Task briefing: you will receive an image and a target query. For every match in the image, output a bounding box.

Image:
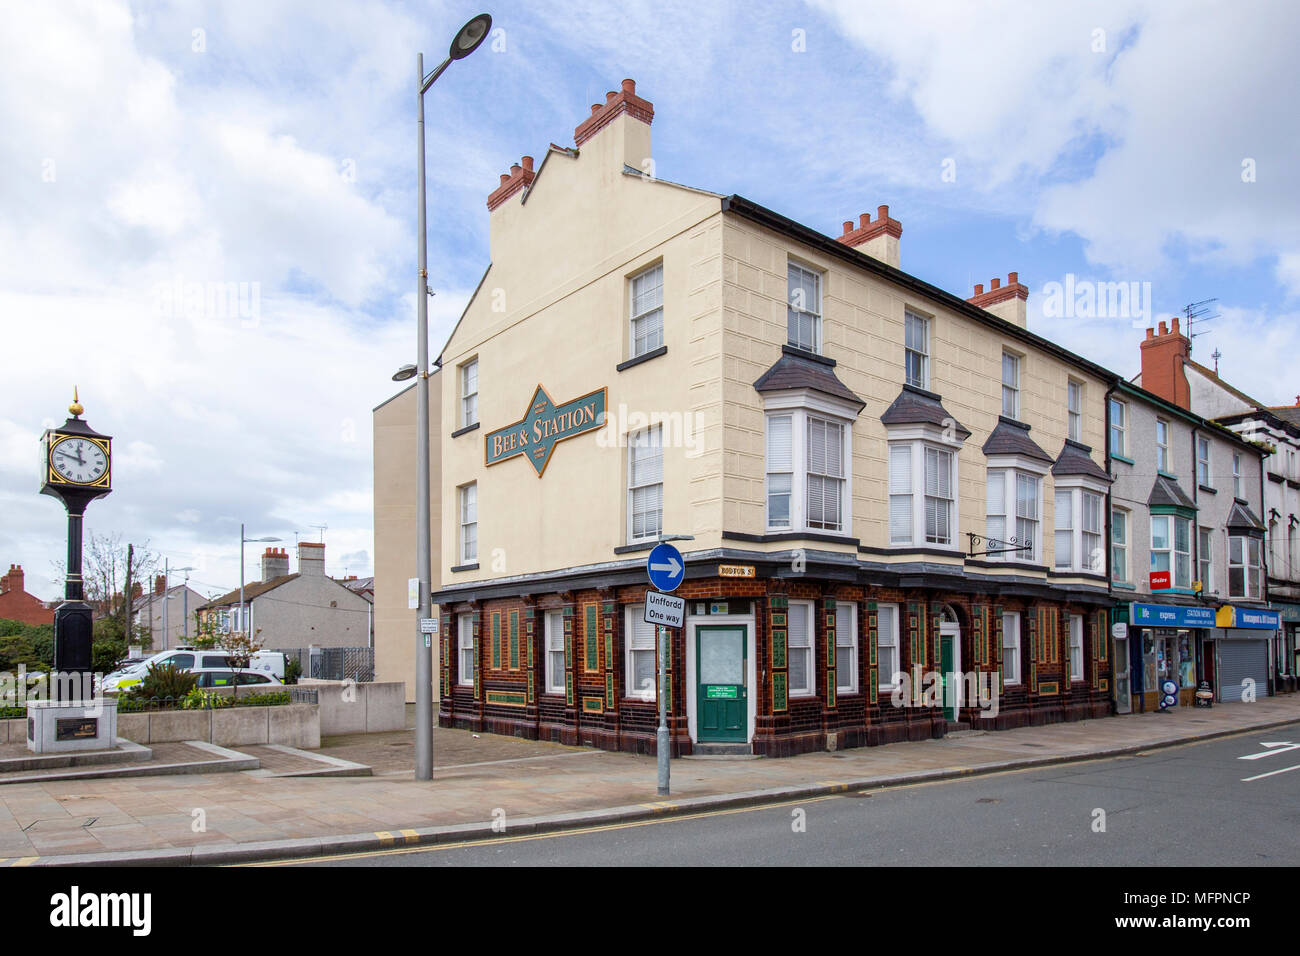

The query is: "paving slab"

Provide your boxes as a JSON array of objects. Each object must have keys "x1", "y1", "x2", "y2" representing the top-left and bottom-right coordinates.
[{"x1": 0, "y1": 696, "x2": 1293, "y2": 866}]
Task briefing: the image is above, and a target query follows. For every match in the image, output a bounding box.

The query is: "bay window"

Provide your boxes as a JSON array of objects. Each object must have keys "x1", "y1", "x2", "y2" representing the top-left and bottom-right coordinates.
[
  {"x1": 1151, "y1": 513, "x2": 1192, "y2": 589},
  {"x1": 764, "y1": 402, "x2": 854, "y2": 535},
  {"x1": 628, "y1": 425, "x2": 663, "y2": 543},
  {"x1": 1054, "y1": 481, "x2": 1109, "y2": 572},
  {"x1": 986, "y1": 460, "x2": 1047, "y2": 562},
  {"x1": 889, "y1": 439, "x2": 960, "y2": 548},
  {"x1": 1228, "y1": 534, "x2": 1263, "y2": 598},
  {"x1": 925, "y1": 446, "x2": 954, "y2": 545}
]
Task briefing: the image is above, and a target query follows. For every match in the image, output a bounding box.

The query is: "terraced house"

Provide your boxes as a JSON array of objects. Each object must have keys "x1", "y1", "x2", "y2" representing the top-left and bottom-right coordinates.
[{"x1": 376, "y1": 80, "x2": 1124, "y2": 756}]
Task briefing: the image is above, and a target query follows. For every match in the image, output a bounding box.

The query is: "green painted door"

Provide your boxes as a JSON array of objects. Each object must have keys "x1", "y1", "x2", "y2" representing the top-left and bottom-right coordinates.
[
  {"x1": 940, "y1": 634, "x2": 955, "y2": 721},
  {"x1": 697, "y1": 625, "x2": 746, "y2": 742}
]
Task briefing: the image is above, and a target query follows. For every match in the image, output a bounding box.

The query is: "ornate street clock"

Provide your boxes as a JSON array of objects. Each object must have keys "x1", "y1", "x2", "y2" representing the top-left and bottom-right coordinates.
[{"x1": 41, "y1": 390, "x2": 113, "y2": 701}]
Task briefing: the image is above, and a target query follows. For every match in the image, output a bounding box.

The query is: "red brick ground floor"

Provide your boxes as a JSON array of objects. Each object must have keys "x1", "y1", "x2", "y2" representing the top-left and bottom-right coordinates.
[{"x1": 436, "y1": 568, "x2": 1113, "y2": 757}]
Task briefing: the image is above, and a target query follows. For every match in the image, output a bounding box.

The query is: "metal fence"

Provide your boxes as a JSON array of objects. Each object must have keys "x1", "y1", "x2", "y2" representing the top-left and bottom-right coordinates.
[{"x1": 278, "y1": 647, "x2": 374, "y2": 683}]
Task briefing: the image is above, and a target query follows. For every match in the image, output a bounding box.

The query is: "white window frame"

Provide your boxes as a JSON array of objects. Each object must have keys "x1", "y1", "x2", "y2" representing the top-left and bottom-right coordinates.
[
  {"x1": 1228, "y1": 534, "x2": 1262, "y2": 599},
  {"x1": 806, "y1": 416, "x2": 845, "y2": 532},
  {"x1": 762, "y1": 393, "x2": 857, "y2": 537},
  {"x1": 985, "y1": 455, "x2": 1049, "y2": 563},
  {"x1": 835, "y1": 602, "x2": 858, "y2": 694},
  {"x1": 1232, "y1": 453, "x2": 1242, "y2": 498},
  {"x1": 1053, "y1": 477, "x2": 1110, "y2": 572},
  {"x1": 1156, "y1": 418, "x2": 1170, "y2": 473},
  {"x1": 1001, "y1": 612, "x2": 1020, "y2": 685},
  {"x1": 1196, "y1": 436, "x2": 1210, "y2": 486},
  {"x1": 1068, "y1": 614, "x2": 1084, "y2": 682},
  {"x1": 888, "y1": 428, "x2": 963, "y2": 549},
  {"x1": 624, "y1": 606, "x2": 657, "y2": 699},
  {"x1": 458, "y1": 482, "x2": 477, "y2": 565},
  {"x1": 786, "y1": 260, "x2": 822, "y2": 353},
  {"x1": 1110, "y1": 399, "x2": 1127, "y2": 458},
  {"x1": 765, "y1": 413, "x2": 794, "y2": 530},
  {"x1": 457, "y1": 613, "x2": 474, "y2": 686},
  {"x1": 460, "y1": 358, "x2": 478, "y2": 428},
  {"x1": 1067, "y1": 380, "x2": 1083, "y2": 442},
  {"x1": 629, "y1": 262, "x2": 664, "y2": 359},
  {"x1": 904, "y1": 310, "x2": 930, "y2": 389},
  {"x1": 544, "y1": 610, "x2": 565, "y2": 695},
  {"x1": 1112, "y1": 507, "x2": 1129, "y2": 582},
  {"x1": 1198, "y1": 526, "x2": 1214, "y2": 595},
  {"x1": 876, "y1": 603, "x2": 900, "y2": 690},
  {"x1": 627, "y1": 425, "x2": 663, "y2": 543},
  {"x1": 1001, "y1": 351, "x2": 1020, "y2": 419},
  {"x1": 1151, "y1": 513, "x2": 1192, "y2": 589},
  {"x1": 787, "y1": 600, "x2": 816, "y2": 698}
]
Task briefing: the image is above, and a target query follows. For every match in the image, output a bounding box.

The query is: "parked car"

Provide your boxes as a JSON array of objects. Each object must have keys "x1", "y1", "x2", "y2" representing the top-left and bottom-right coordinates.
[
  {"x1": 191, "y1": 668, "x2": 283, "y2": 689},
  {"x1": 101, "y1": 647, "x2": 286, "y2": 693}
]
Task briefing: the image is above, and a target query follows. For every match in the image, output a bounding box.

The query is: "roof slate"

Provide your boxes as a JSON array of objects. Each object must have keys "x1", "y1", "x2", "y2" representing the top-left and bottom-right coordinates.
[
  {"x1": 753, "y1": 350, "x2": 865, "y2": 409},
  {"x1": 878, "y1": 386, "x2": 972, "y2": 438},
  {"x1": 982, "y1": 418, "x2": 1052, "y2": 462},
  {"x1": 1147, "y1": 475, "x2": 1197, "y2": 511},
  {"x1": 1051, "y1": 439, "x2": 1112, "y2": 482},
  {"x1": 1227, "y1": 499, "x2": 1265, "y2": 532}
]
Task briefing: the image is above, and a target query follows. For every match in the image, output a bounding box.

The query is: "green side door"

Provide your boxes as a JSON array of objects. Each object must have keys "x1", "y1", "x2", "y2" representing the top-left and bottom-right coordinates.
[
  {"x1": 697, "y1": 625, "x2": 746, "y2": 742},
  {"x1": 940, "y1": 634, "x2": 955, "y2": 721}
]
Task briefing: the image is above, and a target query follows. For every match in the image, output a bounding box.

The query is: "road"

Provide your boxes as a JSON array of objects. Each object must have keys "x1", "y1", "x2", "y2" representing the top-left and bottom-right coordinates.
[{"x1": 263, "y1": 725, "x2": 1300, "y2": 866}]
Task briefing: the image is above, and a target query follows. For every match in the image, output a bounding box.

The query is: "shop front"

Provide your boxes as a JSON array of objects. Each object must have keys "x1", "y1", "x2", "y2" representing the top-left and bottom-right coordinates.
[
  {"x1": 1212, "y1": 605, "x2": 1282, "y2": 701},
  {"x1": 1271, "y1": 603, "x2": 1300, "y2": 694},
  {"x1": 1126, "y1": 602, "x2": 1216, "y2": 711}
]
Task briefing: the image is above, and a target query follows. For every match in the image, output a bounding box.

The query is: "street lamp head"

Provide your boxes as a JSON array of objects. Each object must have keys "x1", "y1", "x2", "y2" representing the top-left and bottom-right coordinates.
[
  {"x1": 450, "y1": 13, "x2": 491, "y2": 59},
  {"x1": 392, "y1": 364, "x2": 418, "y2": 382}
]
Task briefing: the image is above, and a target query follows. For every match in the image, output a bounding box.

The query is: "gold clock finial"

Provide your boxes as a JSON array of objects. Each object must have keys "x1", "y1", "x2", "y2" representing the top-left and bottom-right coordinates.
[{"x1": 69, "y1": 387, "x2": 83, "y2": 417}]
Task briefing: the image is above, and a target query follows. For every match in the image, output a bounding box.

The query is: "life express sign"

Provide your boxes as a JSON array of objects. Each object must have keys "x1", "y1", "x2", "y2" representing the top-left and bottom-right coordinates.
[{"x1": 484, "y1": 384, "x2": 607, "y2": 477}]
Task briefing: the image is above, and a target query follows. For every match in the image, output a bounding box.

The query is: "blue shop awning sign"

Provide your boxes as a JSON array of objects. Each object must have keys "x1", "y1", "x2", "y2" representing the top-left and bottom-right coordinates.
[{"x1": 1130, "y1": 604, "x2": 1217, "y2": 628}]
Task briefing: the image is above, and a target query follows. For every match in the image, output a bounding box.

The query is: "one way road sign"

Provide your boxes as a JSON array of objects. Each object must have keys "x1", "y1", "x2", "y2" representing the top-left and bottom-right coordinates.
[
  {"x1": 647, "y1": 542, "x2": 685, "y2": 592},
  {"x1": 644, "y1": 590, "x2": 686, "y2": 628}
]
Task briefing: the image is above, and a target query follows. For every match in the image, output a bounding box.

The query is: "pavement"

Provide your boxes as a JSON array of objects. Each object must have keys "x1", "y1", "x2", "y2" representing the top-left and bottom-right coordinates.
[{"x1": 1, "y1": 694, "x2": 1297, "y2": 866}]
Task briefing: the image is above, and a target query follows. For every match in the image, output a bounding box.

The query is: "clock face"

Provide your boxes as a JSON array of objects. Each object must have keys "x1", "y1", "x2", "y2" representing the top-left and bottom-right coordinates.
[{"x1": 51, "y1": 437, "x2": 108, "y2": 484}]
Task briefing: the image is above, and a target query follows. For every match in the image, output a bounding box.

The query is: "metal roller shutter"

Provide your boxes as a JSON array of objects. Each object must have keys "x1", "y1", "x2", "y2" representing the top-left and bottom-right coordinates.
[{"x1": 1218, "y1": 639, "x2": 1268, "y2": 702}]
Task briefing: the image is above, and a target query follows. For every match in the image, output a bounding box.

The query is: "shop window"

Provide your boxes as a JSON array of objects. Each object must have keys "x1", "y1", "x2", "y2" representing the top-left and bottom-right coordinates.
[
  {"x1": 544, "y1": 610, "x2": 565, "y2": 695},
  {"x1": 787, "y1": 601, "x2": 815, "y2": 697},
  {"x1": 877, "y1": 604, "x2": 900, "y2": 689},
  {"x1": 1002, "y1": 612, "x2": 1020, "y2": 684},
  {"x1": 458, "y1": 613, "x2": 474, "y2": 686},
  {"x1": 835, "y1": 603, "x2": 857, "y2": 694}
]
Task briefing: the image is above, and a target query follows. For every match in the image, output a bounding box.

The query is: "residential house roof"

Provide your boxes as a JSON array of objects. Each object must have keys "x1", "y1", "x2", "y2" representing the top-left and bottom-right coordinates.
[
  {"x1": 879, "y1": 385, "x2": 971, "y2": 438},
  {"x1": 982, "y1": 418, "x2": 1052, "y2": 462},
  {"x1": 1051, "y1": 440, "x2": 1112, "y2": 483},
  {"x1": 753, "y1": 347, "x2": 866, "y2": 409},
  {"x1": 1148, "y1": 475, "x2": 1197, "y2": 511}
]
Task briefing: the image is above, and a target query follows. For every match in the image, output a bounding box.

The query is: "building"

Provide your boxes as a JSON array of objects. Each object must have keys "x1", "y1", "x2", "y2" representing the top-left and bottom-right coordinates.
[
  {"x1": 130, "y1": 575, "x2": 208, "y2": 650},
  {"x1": 374, "y1": 79, "x2": 1126, "y2": 756},
  {"x1": 0, "y1": 564, "x2": 54, "y2": 627},
  {"x1": 197, "y1": 543, "x2": 371, "y2": 651},
  {"x1": 1107, "y1": 337, "x2": 1272, "y2": 708},
  {"x1": 1134, "y1": 321, "x2": 1296, "y2": 693}
]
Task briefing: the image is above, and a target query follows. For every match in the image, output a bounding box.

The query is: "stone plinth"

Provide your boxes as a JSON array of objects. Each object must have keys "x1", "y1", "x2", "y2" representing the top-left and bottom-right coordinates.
[{"x1": 26, "y1": 700, "x2": 118, "y2": 753}]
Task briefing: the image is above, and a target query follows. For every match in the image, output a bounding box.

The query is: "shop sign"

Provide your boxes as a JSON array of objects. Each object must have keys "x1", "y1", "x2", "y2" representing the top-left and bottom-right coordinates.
[
  {"x1": 484, "y1": 384, "x2": 607, "y2": 477},
  {"x1": 1149, "y1": 571, "x2": 1171, "y2": 590},
  {"x1": 1130, "y1": 603, "x2": 1216, "y2": 628},
  {"x1": 1274, "y1": 603, "x2": 1300, "y2": 624},
  {"x1": 1215, "y1": 606, "x2": 1282, "y2": 630}
]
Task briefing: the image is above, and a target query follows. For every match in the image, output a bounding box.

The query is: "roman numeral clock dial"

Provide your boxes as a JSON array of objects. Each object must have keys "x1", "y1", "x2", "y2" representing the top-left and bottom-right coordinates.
[{"x1": 51, "y1": 437, "x2": 108, "y2": 483}]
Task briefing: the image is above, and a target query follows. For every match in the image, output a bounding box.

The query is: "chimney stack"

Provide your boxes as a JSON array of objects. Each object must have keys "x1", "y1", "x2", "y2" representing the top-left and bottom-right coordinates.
[
  {"x1": 0, "y1": 564, "x2": 23, "y2": 595},
  {"x1": 154, "y1": 574, "x2": 166, "y2": 595},
  {"x1": 261, "y1": 546, "x2": 290, "y2": 582},
  {"x1": 1139, "y1": 316, "x2": 1192, "y2": 409},
  {"x1": 967, "y1": 272, "x2": 1028, "y2": 328},
  {"x1": 836, "y1": 204, "x2": 902, "y2": 268},
  {"x1": 486, "y1": 154, "x2": 536, "y2": 211},
  {"x1": 297, "y1": 541, "x2": 325, "y2": 577}
]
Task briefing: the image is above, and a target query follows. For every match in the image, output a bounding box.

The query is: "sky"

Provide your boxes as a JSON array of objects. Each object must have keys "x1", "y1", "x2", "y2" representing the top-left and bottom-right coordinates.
[{"x1": 2, "y1": 0, "x2": 1298, "y2": 603}]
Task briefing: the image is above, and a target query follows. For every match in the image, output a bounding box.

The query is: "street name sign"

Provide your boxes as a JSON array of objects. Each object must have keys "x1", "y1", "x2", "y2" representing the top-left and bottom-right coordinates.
[{"x1": 644, "y1": 590, "x2": 686, "y2": 628}]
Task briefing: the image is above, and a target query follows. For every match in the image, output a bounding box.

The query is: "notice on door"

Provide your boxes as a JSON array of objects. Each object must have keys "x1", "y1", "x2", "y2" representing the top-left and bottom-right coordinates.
[{"x1": 643, "y1": 590, "x2": 686, "y2": 628}]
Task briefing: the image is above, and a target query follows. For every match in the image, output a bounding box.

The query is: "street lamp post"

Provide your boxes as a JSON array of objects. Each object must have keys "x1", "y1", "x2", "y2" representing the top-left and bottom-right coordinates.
[
  {"x1": 240, "y1": 524, "x2": 281, "y2": 643},
  {"x1": 409, "y1": 13, "x2": 492, "y2": 783}
]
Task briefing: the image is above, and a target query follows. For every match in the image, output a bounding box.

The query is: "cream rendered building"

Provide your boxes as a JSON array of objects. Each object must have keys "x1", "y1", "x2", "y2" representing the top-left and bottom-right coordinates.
[{"x1": 375, "y1": 79, "x2": 1123, "y2": 754}]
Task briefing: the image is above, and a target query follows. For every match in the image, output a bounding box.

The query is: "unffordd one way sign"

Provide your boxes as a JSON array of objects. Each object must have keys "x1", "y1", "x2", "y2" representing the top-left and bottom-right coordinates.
[{"x1": 643, "y1": 590, "x2": 686, "y2": 628}]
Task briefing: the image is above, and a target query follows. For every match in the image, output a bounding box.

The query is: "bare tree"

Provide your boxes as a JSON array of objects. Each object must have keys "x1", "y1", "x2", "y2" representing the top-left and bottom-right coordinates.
[{"x1": 50, "y1": 532, "x2": 158, "y2": 619}]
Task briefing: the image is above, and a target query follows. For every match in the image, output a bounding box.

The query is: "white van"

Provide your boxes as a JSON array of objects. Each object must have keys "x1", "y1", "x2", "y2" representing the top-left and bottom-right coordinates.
[{"x1": 101, "y1": 647, "x2": 287, "y2": 692}]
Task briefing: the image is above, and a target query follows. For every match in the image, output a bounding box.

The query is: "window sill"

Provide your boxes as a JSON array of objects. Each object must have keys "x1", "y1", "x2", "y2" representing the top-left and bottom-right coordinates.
[
  {"x1": 614, "y1": 541, "x2": 658, "y2": 555},
  {"x1": 451, "y1": 422, "x2": 481, "y2": 439},
  {"x1": 616, "y1": 345, "x2": 667, "y2": 372},
  {"x1": 726, "y1": 530, "x2": 860, "y2": 546},
  {"x1": 1198, "y1": 484, "x2": 1217, "y2": 494},
  {"x1": 1111, "y1": 453, "x2": 1136, "y2": 466},
  {"x1": 1157, "y1": 470, "x2": 1180, "y2": 481},
  {"x1": 1111, "y1": 581, "x2": 1137, "y2": 591},
  {"x1": 450, "y1": 563, "x2": 480, "y2": 573}
]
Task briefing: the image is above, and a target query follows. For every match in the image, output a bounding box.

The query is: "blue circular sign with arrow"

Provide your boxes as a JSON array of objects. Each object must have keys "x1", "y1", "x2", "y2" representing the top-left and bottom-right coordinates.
[{"x1": 647, "y1": 543, "x2": 685, "y2": 592}]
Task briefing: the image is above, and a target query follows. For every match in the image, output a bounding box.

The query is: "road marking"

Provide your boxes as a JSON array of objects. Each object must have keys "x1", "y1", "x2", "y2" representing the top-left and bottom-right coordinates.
[
  {"x1": 1237, "y1": 741, "x2": 1300, "y2": 760},
  {"x1": 1241, "y1": 762, "x2": 1300, "y2": 782}
]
